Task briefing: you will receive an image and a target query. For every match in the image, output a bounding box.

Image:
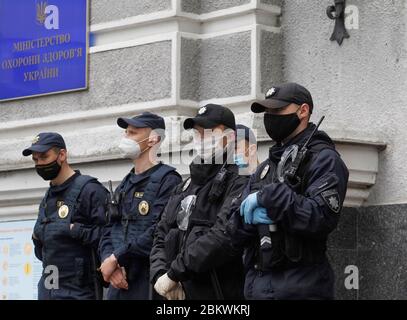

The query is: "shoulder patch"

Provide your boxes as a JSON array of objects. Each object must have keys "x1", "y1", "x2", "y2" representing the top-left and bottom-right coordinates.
[{"x1": 321, "y1": 189, "x2": 341, "y2": 214}]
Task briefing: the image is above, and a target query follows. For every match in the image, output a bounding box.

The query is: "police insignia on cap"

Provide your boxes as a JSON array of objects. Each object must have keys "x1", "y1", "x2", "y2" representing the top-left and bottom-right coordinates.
[
  {"x1": 58, "y1": 205, "x2": 69, "y2": 219},
  {"x1": 182, "y1": 177, "x2": 191, "y2": 191},
  {"x1": 138, "y1": 200, "x2": 149, "y2": 215},
  {"x1": 266, "y1": 87, "x2": 276, "y2": 98},
  {"x1": 260, "y1": 164, "x2": 270, "y2": 180},
  {"x1": 198, "y1": 107, "x2": 207, "y2": 115},
  {"x1": 321, "y1": 189, "x2": 341, "y2": 214},
  {"x1": 32, "y1": 135, "x2": 40, "y2": 144}
]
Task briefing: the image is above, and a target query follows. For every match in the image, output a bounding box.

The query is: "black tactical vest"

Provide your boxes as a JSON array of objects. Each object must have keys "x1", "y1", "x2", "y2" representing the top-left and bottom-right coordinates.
[{"x1": 34, "y1": 175, "x2": 101, "y2": 284}]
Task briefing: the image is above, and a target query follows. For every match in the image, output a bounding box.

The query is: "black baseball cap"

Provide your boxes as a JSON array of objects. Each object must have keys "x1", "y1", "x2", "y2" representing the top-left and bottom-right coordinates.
[
  {"x1": 236, "y1": 124, "x2": 257, "y2": 144},
  {"x1": 251, "y1": 82, "x2": 314, "y2": 113},
  {"x1": 22, "y1": 132, "x2": 66, "y2": 156},
  {"x1": 117, "y1": 112, "x2": 166, "y2": 130},
  {"x1": 183, "y1": 104, "x2": 236, "y2": 131}
]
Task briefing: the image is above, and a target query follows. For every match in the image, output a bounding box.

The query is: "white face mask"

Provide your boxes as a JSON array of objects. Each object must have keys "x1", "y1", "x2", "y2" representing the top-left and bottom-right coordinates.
[
  {"x1": 118, "y1": 136, "x2": 148, "y2": 159},
  {"x1": 193, "y1": 131, "x2": 227, "y2": 161}
]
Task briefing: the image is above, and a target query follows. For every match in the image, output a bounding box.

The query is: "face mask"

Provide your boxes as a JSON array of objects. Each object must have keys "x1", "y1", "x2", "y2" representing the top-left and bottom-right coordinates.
[
  {"x1": 35, "y1": 158, "x2": 62, "y2": 181},
  {"x1": 193, "y1": 132, "x2": 224, "y2": 161},
  {"x1": 118, "y1": 137, "x2": 148, "y2": 159},
  {"x1": 264, "y1": 111, "x2": 301, "y2": 143},
  {"x1": 234, "y1": 154, "x2": 249, "y2": 168}
]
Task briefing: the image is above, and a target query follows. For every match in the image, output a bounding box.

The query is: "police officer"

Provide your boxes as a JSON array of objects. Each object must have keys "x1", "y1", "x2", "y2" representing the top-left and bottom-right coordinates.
[
  {"x1": 233, "y1": 82, "x2": 349, "y2": 300},
  {"x1": 98, "y1": 112, "x2": 182, "y2": 300},
  {"x1": 234, "y1": 124, "x2": 259, "y2": 176},
  {"x1": 150, "y1": 104, "x2": 248, "y2": 300},
  {"x1": 23, "y1": 133, "x2": 108, "y2": 300}
]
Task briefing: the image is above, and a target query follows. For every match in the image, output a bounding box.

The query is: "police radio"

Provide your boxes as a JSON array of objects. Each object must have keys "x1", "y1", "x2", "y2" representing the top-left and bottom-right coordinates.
[
  {"x1": 106, "y1": 180, "x2": 120, "y2": 222},
  {"x1": 277, "y1": 116, "x2": 325, "y2": 189},
  {"x1": 208, "y1": 163, "x2": 229, "y2": 203}
]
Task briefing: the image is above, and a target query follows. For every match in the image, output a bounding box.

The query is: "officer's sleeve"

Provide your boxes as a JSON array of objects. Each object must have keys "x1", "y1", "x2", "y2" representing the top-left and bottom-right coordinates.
[
  {"x1": 167, "y1": 175, "x2": 248, "y2": 283},
  {"x1": 31, "y1": 217, "x2": 43, "y2": 261},
  {"x1": 69, "y1": 183, "x2": 108, "y2": 249},
  {"x1": 32, "y1": 238, "x2": 43, "y2": 261},
  {"x1": 113, "y1": 173, "x2": 182, "y2": 267},
  {"x1": 256, "y1": 149, "x2": 349, "y2": 236},
  {"x1": 98, "y1": 221, "x2": 115, "y2": 262},
  {"x1": 226, "y1": 175, "x2": 258, "y2": 249},
  {"x1": 150, "y1": 187, "x2": 181, "y2": 285}
]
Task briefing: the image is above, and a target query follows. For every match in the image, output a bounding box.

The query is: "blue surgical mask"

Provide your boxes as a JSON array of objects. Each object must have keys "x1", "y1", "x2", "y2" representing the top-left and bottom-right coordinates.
[{"x1": 234, "y1": 154, "x2": 248, "y2": 168}]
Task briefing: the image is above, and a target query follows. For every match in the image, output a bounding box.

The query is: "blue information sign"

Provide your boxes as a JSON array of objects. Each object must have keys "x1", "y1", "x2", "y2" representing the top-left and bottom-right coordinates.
[{"x1": 0, "y1": 0, "x2": 89, "y2": 101}]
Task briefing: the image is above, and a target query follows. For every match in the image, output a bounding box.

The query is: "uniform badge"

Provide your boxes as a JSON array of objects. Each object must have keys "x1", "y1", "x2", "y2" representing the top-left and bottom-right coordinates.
[
  {"x1": 138, "y1": 200, "x2": 150, "y2": 216},
  {"x1": 56, "y1": 200, "x2": 64, "y2": 208},
  {"x1": 266, "y1": 87, "x2": 277, "y2": 98},
  {"x1": 58, "y1": 205, "x2": 69, "y2": 219},
  {"x1": 260, "y1": 164, "x2": 270, "y2": 180},
  {"x1": 198, "y1": 107, "x2": 207, "y2": 115},
  {"x1": 321, "y1": 189, "x2": 341, "y2": 214},
  {"x1": 32, "y1": 135, "x2": 40, "y2": 144},
  {"x1": 182, "y1": 177, "x2": 191, "y2": 191},
  {"x1": 134, "y1": 192, "x2": 144, "y2": 198}
]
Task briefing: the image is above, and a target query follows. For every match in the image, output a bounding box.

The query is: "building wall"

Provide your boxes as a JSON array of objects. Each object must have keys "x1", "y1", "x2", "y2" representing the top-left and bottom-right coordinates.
[
  {"x1": 281, "y1": 0, "x2": 406, "y2": 206},
  {"x1": 0, "y1": 0, "x2": 403, "y2": 299}
]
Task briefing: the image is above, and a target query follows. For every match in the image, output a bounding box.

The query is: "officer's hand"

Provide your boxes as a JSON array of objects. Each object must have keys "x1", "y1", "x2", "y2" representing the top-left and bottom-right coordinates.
[
  {"x1": 109, "y1": 267, "x2": 128, "y2": 290},
  {"x1": 240, "y1": 192, "x2": 260, "y2": 224},
  {"x1": 252, "y1": 207, "x2": 273, "y2": 225},
  {"x1": 154, "y1": 273, "x2": 178, "y2": 297},
  {"x1": 121, "y1": 266, "x2": 127, "y2": 280},
  {"x1": 165, "y1": 283, "x2": 185, "y2": 300},
  {"x1": 100, "y1": 254, "x2": 118, "y2": 282}
]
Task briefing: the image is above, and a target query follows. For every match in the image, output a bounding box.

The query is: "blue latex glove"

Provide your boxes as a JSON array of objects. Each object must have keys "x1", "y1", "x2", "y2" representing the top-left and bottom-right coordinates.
[
  {"x1": 252, "y1": 207, "x2": 273, "y2": 225},
  {"x1": 240, "y1": 192, "x2": 259, "y2": 224}
]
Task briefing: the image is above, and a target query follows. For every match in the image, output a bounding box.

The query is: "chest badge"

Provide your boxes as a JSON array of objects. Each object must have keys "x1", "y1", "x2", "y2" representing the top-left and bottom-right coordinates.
[
  {"x1": 58, "y1": 205, "x2": 69, "y2": 219},
  {"x1": 138, "y1": 200, "x2": 150, "y2": 216},
  {"x1": 134, "y1": 192, "x2": 144, "y2": 198},
  {"x1": 56, "y1": 200, "x2": 64, "y2": 208},
  {"x1": 182, "y1": 177, "x2": 191, "y2": 192},
  {"x1": 260, "y1": 164, "x2": 270, "y2": 180}
]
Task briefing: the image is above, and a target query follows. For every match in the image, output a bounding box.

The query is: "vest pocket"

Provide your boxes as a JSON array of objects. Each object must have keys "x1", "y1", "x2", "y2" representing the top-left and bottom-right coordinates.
[
  {"x1": 283, "y1": 231, "x2": 303, "y2": 263},
  {"x1": 260, "y1": 230, "x2": 286, "y2": 269},
  {"x1": 185, "y1": 225, "x2": 210, "y2": 248},
  {"x1": 74, "y1": 257, "x2": 88, "y2": 285}
]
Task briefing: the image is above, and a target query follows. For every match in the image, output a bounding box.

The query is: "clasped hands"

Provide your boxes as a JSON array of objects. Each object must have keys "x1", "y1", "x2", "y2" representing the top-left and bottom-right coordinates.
[
  {"x1": 99, "y1": 254, "x2": 128, "y2": 290},
  {"x1": 240, "y1": 192, "x2": 273, "y2": 225}
]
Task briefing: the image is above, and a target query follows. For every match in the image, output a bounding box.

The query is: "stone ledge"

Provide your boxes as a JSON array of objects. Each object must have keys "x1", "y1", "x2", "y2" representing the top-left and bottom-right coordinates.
[
  {"x1": 0, "y1": 122, "x2": 386, "y2": 218},
  {"x1": 90, "y1": 0, "x2": 280, "y2": 50}
]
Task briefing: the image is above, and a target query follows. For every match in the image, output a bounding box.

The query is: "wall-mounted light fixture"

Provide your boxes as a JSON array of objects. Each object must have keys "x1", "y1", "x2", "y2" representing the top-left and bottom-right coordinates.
[{"x1": 327, "y1": 0, "x2": 350, "y2": 45}]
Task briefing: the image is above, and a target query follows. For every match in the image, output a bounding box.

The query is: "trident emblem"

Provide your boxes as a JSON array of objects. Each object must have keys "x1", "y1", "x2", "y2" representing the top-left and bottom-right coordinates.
[{"x1": 36, "y1": 1, "x2": 48, "y2": 25}]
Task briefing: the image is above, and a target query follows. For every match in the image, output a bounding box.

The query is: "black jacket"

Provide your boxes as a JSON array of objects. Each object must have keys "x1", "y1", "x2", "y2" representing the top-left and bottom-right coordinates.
[
  {"x1": 229, "y1": 124, "x2": 349, "y2": 299},
  {"x1": 150, "y1": 156, "x2": 249, "y2": 300}
]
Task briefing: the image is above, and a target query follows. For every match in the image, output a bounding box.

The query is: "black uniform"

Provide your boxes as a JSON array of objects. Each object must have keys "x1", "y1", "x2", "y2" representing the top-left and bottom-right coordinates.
[
  {"x1": 150, "y1": 157, "x2": 249, "y2": 299},
  {"x1": 99, "y1": 163, "x2": 181, "y2": 300},
  {"x1": 33, "y1": 171, "x2": 108, "y2": 300},
  {"x1": 230, "y1": 124, "x2": 349, "y2": 300}
]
